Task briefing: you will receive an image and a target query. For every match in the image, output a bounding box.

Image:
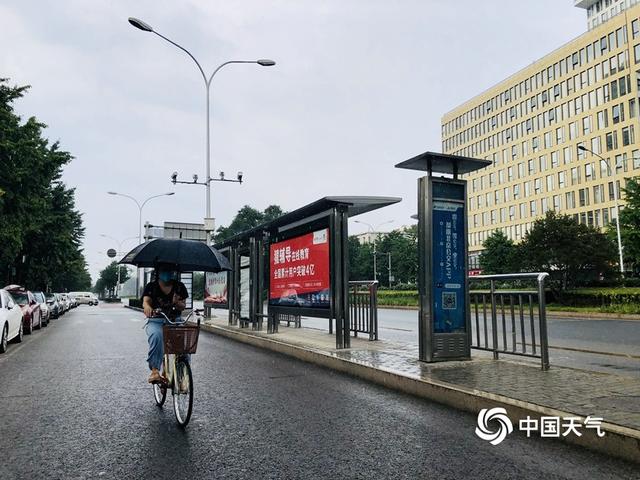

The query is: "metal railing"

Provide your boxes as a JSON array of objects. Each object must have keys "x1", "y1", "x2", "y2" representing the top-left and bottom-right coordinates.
[
  {"x1": 469, "y1": 273, "x2": 550, "y2": 370},
  {"x1": 348, "y1": 281, "x2": 379, "y2": 341}
]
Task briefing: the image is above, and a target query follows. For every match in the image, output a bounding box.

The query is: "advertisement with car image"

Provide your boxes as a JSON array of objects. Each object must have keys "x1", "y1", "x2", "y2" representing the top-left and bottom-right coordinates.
[{"x1": 269, "y1": 229, "x2": 330, "y2": 309}]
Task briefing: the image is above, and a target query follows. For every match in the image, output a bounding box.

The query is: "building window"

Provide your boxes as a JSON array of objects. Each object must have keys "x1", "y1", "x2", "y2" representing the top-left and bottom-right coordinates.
[
  {"x1": 622, "y1": 126, "x2": 634, "y2": 146},
  {"x1": 558, "y1": 172, "x2": 566, "y2": 188},
  {"x1": 571, "y1": 167, "x2": 580, "y2": 185},
  {"x1": 566, "y1": 191, "x2": 576, "y2": 209}
]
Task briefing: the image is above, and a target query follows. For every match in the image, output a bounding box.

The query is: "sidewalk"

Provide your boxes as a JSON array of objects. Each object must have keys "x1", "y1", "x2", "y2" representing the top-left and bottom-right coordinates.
[{"x1": 199, "y1": 314, "x2": 640, "y2": 463}]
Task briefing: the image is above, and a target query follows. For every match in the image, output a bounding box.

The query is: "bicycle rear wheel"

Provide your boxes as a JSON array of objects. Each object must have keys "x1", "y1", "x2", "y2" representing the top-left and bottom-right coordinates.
[
  {"x1": 153, "y1": 382, "x2": 167, "y2": 407},
  {"x1": 172, "y1": 359, "x2": 193, "y2": 427}
]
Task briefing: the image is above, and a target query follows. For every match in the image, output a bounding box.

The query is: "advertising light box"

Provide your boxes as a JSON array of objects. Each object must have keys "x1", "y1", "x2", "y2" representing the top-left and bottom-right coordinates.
[
  {"x1": 204, "y1": 271, "x2": 228, "y2": 308},
  {"x1": 269, "y1": 229, "x2": 330, "y2": 309}
]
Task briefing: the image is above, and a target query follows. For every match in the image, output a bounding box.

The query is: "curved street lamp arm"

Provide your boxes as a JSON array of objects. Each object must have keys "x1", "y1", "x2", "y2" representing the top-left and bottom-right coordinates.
[
  {"x1": 141, "y1": 193, "x2": 172, "y2": 209},
  {"x1": 208, "y1": 60, "x2": 257, "y2": 86},
  {"x1": 112, "y1": 192, "x2": 142, "y2": 210},
  {"x1": 152, "y1": 31, "x2": 207, "y2": 86}
]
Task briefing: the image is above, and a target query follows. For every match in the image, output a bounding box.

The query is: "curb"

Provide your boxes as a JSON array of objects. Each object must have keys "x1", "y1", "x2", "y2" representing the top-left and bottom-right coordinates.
[{"x1": 200, "y1": 321, "x2": 640, "y2": 464}]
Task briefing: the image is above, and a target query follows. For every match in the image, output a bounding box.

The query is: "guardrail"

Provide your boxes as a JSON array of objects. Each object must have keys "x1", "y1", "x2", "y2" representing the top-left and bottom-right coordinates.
[
  {"x1": 348, "y1": 281, "x2": 379, "y2": 341},
  {"x1": 468, "y1": 273, "x2": 550, "y2": 370}
]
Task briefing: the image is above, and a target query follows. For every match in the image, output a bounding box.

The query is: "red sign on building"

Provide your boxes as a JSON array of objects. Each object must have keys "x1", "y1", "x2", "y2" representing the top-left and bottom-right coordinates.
[{"x1": 269, "y1": 229, "x2": 330, "y2": 308}]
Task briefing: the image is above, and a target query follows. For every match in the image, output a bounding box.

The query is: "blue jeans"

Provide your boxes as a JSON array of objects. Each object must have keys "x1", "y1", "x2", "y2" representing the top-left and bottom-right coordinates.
[{"x1": 145, "y1": 317, "x2": 191, "y2": 370}]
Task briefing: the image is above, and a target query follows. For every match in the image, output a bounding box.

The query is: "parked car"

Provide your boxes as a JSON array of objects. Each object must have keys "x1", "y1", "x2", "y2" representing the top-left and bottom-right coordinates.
[
  {"x1": 58, "y1": 293, "x2": 69, "y2": 314},
  {"x1": 0, "y1": 288, "x2": 23, "y2": 353},
  {"x1": 5, "y1": 285, "x2": 42, "y2": 334},
  {"x1": 90, "y1": 294, "x2": 99, "y2": 306},
  {"x1": 68, "y1": 295, "x2": 78, "y2": 308},
  {"x1": 70, "y1": 292, "x2": 98, "y2": 306},
  {"x1": 32, "y1": 291, "x2": 50, "y2": 327},
  {"x1": 45, "y1": 292, "x2": 60, "y2": 319}
]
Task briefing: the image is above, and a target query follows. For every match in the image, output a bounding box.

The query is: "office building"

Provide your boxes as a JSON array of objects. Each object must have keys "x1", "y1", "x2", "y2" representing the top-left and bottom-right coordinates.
[{"x1": 442, "y1": 2, "x2": 640, "y2": 269}]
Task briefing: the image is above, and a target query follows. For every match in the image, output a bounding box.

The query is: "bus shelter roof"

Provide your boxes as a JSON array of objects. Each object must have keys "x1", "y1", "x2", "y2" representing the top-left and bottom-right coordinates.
[{"x1": 215, "y1": 196, "x2": 402, "y2": 248}]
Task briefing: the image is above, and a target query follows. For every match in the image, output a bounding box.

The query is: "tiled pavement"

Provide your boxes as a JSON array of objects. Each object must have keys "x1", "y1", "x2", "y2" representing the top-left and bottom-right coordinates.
[{"x1": 205, "y1": 316, "x2": 640, "y2": 432}]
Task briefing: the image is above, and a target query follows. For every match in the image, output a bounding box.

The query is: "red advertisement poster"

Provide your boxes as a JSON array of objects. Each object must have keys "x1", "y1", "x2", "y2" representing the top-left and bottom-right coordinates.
[{"x1": 269, "y1": 229, "x2": 330, "y2": 308}]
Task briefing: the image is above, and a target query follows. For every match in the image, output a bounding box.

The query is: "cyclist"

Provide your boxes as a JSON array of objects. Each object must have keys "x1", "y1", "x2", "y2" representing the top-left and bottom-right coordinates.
[{"x1": 142, "y1": 264, "x2": 188, "y2": 383}]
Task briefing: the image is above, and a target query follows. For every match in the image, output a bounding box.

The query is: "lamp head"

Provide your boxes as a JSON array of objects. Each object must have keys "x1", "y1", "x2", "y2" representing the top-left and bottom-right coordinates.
[
  {"x1": 128, "y1": 17, "x2": 153, "y2": 32},
  {"x1": 237, "y1": 171, "x2": 243, "y2": 183},
  {"x1": 171, "y1": 172, "x2": 178, "y2": 184},
  {"x1": 107, "y1": 191, "x2": 117, "y2": 195},
  {"x1": 257, "y1": 59, "x2": 276, "y2": 67},
  {"x1": 577, "y1": 145, "x2": 587, "y2": 151}
]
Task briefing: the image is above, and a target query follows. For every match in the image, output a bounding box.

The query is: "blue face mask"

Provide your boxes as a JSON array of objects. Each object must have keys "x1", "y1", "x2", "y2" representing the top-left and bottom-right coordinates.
[{"x1": 159, "y1": 271, "x2": 176, "y2": 282}]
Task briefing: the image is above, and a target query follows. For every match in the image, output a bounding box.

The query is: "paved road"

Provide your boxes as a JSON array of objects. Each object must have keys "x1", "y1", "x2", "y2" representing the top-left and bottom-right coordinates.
[{"x1": 0, "y1": 304, "x2": 637, "y2": 479}]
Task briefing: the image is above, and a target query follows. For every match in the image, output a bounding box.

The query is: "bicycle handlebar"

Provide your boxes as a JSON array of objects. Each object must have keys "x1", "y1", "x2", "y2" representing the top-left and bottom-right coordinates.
[{"x1": 151, "y1": 308, "x2": 203, "y2": 326}]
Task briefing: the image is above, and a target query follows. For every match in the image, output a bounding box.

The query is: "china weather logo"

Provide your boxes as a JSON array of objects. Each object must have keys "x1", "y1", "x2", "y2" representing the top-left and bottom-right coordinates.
[{"x1": 475, "y1": 408, "x2": 514, "y2": 445}]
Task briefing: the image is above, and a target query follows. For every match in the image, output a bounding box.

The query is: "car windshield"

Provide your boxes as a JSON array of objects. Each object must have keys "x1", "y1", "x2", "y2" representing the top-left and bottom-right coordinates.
[
  {"x1": 34, "y1": 292, "x2": 45, "y2": 302},
  {"x1": 45, "y1": 293, "x2": 55, "y2": 300},
  {"x1": 11, "y1": 292, "x2": 29, "y2": 304}
]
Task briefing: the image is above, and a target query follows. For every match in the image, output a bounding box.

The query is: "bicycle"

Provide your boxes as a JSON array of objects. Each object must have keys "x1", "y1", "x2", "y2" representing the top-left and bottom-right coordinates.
[{"x1": 150, "y1": 308, "x2": 202, "y2": 428}]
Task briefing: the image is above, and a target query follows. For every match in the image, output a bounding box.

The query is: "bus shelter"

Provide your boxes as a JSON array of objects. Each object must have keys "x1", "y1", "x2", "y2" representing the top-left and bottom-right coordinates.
[{"x1": 213, "y1": 196, "x2": 401, "y2": 349}]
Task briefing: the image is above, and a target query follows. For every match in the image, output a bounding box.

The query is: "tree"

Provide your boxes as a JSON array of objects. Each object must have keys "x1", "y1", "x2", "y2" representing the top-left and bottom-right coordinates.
[
  {"x1": 518, "y1": 211, "x2": 617, "y2": 294},
  {"x1": 479, "y1": 230, "x2": 518, "y2": 274},
  {"x1": 0, "y1": 78, "x2": 91, "y2": 290},
  {"x1": 193, "y1": 272, "x2": 204, "y2": 300},
  {"x1": 615, "y1": 176, "x2": 640, "y2": 271},
  {"x1": 348, "y1": 236, "x2": 374, "y2": 281},
  {"x1": 94, "y1": 262, "x2": 131, "y2": 298},
  {"x1": 376, "y1": 226, "x2": 418, "y2": 286},
  {"x1": 214, "y1": 205, "x2": 286, "y2": 243}
]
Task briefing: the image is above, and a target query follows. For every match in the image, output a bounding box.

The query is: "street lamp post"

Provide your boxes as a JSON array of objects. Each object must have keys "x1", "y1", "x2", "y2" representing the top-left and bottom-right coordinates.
[
  {"x1": 100, "y1": 234, "x2": 138, "y2": 297},
  {"x1": 354, "y1": 220, "x2": 394, "y2": 280},
  {"x1": 577, "y1": 145, "x2": 624, "y2": 274},
  {"x1": 107, "y1": 191, "x2": 175, "y2": 294},
  {"x1": 128, "y1": 17, "x2": 276, "y2": 244}
]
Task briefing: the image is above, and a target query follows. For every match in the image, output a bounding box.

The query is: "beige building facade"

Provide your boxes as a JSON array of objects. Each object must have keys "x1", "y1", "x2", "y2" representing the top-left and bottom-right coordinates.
[{"x1": 442, "y1": 3, "x2": 640, "y2": 270}]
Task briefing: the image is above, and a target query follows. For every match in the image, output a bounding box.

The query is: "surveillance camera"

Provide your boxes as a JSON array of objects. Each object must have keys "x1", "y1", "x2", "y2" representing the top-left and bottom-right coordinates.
[
  {"x1": 193, "y1": 174, "x2": 199, "y2": 183},
  {"x1": 171, "y1": 172, "x2": 178, "y2": 184},
  {"x1": 219, "y1": 171, "x2": 225, "y2": 180},
  {"x1": 237, "y1": 171, "x2": 243, "y2": 183}
]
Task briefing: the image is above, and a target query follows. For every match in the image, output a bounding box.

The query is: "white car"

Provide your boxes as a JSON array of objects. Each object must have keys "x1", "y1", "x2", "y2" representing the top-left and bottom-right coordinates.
[
  {"x1": 1, "y1": 289, "x2": 24, "y2": 353},
  {"x1": 69, "y1": 292, "x2": 98, "y2": 306}
]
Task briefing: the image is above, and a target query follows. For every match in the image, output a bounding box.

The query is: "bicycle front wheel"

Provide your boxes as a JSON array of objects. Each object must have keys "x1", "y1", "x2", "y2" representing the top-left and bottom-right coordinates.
[{"x1": 173, "y1": 360, "x2": 193, "y2": 427}]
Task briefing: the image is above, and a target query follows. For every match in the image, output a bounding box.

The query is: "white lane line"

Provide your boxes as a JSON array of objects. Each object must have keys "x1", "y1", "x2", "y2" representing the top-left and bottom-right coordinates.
[
  {"x1": 129, "y1": 318, "x2": 142, "y2": 322},
  {"x1": 101, "y1": 318, "x2": 113, "y2": 323}
]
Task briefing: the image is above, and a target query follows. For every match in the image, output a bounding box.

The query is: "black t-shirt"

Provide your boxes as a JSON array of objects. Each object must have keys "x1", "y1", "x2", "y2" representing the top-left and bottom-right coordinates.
[{"x1": 142, "y1": 280, "x2": 189, "y2": 320}]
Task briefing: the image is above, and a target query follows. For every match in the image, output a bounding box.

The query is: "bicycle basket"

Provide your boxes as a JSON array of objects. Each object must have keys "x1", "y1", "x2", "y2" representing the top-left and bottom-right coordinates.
[{"x1": 163, "y1": 324, "x2": 199, "y2": 354}]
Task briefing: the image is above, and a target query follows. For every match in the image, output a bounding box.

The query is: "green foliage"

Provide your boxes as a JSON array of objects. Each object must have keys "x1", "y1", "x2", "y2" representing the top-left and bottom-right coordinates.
[
  {"x1": 616, "y1": 176, "x2": 640, "y2": 270},
  {"x1": 0, "y1": 78, "x2": 90, "y2": 291},
  {"x1": 349, "y1": 226, "x2": 417, "y2": 287},
  {"x1": 94, "y1": 262, "x2": 131, "y2": 297},
  {"x1": 376, "y1": 290, "x2": 419, "y2": 306},
  {"x1": 193, "y1": 272, "x2": 204, "y2": 300},
  {"x1": 349, "y1": 236, "x2": 374, "y2": 281},
  {"x1": 214, "y1": 204, "x2": 286, "y2": 243},
  {"x1": 518, "y1": 211, "x2": 617, "y2": 295},
  {"x1": 479, "y1": 230, "x2": 518, "y2": 274}
]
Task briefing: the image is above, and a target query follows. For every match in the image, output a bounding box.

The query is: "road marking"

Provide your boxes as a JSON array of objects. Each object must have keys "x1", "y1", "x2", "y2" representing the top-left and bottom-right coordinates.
[
  {"x1": 129, "y1": 318, "x2": 142, "y2": 322},
  {"x1": 101, "y1": 318, "x2": 113, "y2": 323}
]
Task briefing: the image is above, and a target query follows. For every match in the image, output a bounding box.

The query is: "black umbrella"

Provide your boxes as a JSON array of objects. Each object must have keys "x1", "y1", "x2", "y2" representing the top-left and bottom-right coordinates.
[{"x1": 119, "y1": 238, "x2": 232, "y2": 272}]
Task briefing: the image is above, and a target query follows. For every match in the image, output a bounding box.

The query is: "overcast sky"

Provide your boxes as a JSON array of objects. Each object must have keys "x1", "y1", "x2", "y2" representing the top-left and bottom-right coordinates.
[{"x1": 0, "y1": 0, "x2": 585, "y2": 282}]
